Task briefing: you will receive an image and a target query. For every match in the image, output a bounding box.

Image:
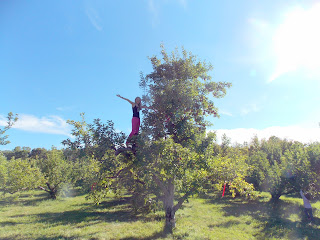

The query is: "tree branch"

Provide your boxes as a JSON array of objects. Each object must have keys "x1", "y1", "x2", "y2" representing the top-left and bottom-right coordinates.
[
  {"x1": 135, "y1": 179, "x2": 146, "y2": 185},
  {"x1": 38, "y1": 186, "x2": 50, "y2": 193},
  {"x1": 106, "y1": 167, "x2": 129, "y2": 179},
  {"x1": 173, "y1": 186, "x2": 197, "y2": 213},
  {"x1": 104, "y1": 165, "x2": 146, "y2": 185}
]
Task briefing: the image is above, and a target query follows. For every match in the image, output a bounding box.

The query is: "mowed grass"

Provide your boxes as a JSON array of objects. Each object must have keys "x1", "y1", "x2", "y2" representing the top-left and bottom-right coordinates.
[{"x1": 1, "y1": 190, "x2": 320, "y2": 240}]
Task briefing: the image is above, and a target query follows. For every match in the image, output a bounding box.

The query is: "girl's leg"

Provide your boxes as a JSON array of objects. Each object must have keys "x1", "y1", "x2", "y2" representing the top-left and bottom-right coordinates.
[
  {"x1": 133, "y1": 117, "x2": 140, "y2": 135},
  {"x1": 126, "y1": 117, "x2": 140, "y2": 146}
]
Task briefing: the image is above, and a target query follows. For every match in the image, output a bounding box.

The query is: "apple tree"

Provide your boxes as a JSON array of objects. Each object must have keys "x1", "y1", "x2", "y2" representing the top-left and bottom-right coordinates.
[{"x1": 87, "y1": 45, "x2": 233, "y2": 231}]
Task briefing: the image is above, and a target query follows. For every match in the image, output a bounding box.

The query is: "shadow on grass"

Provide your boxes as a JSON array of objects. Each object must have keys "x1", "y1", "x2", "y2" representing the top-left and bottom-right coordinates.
[
  {"x1": 206, "y1": 195, "x2": 320, "y2": 240},
  {"x1": 4, "y1": 196, "x2": 171, "y2": 240},
  {"x1": 34, "y1": 236, "x2": 81, "y2": 240},
  {"x1": 33, "y1": 228, "x2": 171, "y2": 240},
  {"x1": 10, "y1": 198, "x2": 138, "y2": 227},
  {"x1": 0, "y1": 191, "x2": 49, "y2": 207},
  {"x1": 0, "y1": 221, "x2": 21, "y2": 227},
  {"x1": 208, "y1": 219, "x2": 242, "y2": 229},
  {"x1": 0, "y1": 188, "x2": 90, "y2": 208}
]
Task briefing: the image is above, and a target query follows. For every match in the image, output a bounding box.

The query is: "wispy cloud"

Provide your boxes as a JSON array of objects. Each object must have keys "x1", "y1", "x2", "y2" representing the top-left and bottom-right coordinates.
[
  {"x1": 248, "y1": 18, "x2": 271, "y2": 34},
  {"x1": 240, "y1": 103, "x2": 260, "y2": 116},
  {"x1": 220, "y1": 110, "x2": 233, "y2": 117},
  {"x1": 0, "y1": 114, "x2": 71, "y2": 136},
  {"x1": 85, "y1": 3, "x2": 103, "y2": 31},
  {"x1": 213, "y1": 125, "x2": 320, "y2": 145},
  {"x1": 146, "y1": 0, "x2": 188, "y2": 26},
  {"x1": 147, "y1": 0, "x2": 159, "y2": 27},
  {"x1": 177, "y1": 0, "x2": 187, "y2": 9},
  {"x1": 56, "y1": 106, "x2": 74, "y2": 112}
]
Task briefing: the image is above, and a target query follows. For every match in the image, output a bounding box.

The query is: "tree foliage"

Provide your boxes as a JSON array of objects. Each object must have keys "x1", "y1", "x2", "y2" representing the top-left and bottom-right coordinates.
[
  {"x1": 0, "y1": 156, "x2": 44, "y2": 194},
  {"x1": 62, "y1": 113, "x2": 126, "y2": 162},
  {"x1": 37, "y1": 149, "x2": 73, "y2": 199},
  {"x1": 141, "y1": 45, "x2": 231, "y2": 146},
  {"x1": 0, "y1": 112, "x2": 18, "y2": 145},
  {"x1": 245, "y1": 136, "x2": 317, "y2": 200}
]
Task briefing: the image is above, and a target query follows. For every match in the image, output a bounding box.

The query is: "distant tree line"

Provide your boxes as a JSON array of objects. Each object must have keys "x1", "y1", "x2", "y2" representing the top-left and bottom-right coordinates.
[{"x1": 1, "y1": 134, "x2": 319, "y2": 201}]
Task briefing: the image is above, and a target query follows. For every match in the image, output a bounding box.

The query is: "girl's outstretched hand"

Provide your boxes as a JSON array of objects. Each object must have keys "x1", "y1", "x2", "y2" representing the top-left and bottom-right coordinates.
[{"x1": 116, "y1": 94, "x2": 122, "y2": 98}]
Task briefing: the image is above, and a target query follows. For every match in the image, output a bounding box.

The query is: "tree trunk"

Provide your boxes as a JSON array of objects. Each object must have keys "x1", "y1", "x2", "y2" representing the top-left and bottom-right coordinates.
[
  {"x1": 49, "y1": 189, "x2": 57, "y2": 199},
  {"x1": 271, "y1": 192, "x2": 281, "y2": 200},
  {"x1": 47, "y1": 183, "x2": 57, "y2": 199},
  {"x1": 163, "y1": 179, "x2": 175, "y2": 232}
]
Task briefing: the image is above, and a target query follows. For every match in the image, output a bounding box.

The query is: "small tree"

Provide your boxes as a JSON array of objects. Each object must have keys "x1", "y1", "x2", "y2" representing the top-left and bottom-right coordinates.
[
  {"x1": 306, "y1": 142, "x2": 320, "y2": 199},
  {"x1": 0, "y1": 154, "x2": 8, "y2": 193},
  {"x1": 246, "y1": 151, "x2": 270, "y2": 190},
  {"x1": 206, "y1": 144, "x2": 255, "y2": 198},
  {"x1": 251, "y1": 137, "x2": 312, "y2": 200},
  {"x1": 62, "y1": 115, "x2": 126, "y2": 197},
  {"x1": 37, "y1": 149, "x2": 73, "y2": 199},
  {"x1": 0, "y1": 112, "x2": 18, "y2": 145},
  {"x1": 0, "y1": 157, "x2": 44, "y2": 195},
  {"x1": 71, "y1": 156, "x2": 101, "y2": 193},
  {"x1": 62, "y1": 113, "x2": 126, "y2": 162}
]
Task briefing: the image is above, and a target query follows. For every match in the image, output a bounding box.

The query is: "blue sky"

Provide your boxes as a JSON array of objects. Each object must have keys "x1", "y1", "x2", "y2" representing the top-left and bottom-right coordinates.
[{"x1": 1, "y1": 0, "x2": 320, "y2": 150}]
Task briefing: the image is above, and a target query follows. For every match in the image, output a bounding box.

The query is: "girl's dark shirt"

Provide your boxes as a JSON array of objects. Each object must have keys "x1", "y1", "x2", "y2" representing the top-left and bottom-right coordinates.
[{"x1": 133, "y1": 105, "x2": 140, "y2": 118}]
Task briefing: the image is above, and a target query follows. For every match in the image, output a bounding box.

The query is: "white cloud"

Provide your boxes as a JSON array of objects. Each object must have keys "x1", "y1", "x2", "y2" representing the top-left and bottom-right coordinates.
[
  {"x1": 0, "y1": 114, "x2": 71, "y2": 136},
  {"x1": 213, "y1": 125, "x2": 320, "y2": 145},
  {"x1": 85, "y1": 4, "x2": 103, "y2": 31},
  {"x1": 0, "y1": 117, "x2": 7, "y2": 126}
]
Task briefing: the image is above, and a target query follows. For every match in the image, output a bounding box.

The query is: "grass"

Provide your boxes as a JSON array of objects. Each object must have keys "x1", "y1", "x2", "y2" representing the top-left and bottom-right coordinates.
[{"x1": 0, "y1": 190, "x2": 320, "y2": 239}]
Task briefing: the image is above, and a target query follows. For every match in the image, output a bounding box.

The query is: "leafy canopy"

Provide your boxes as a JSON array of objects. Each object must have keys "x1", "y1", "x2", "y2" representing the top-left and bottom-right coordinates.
[{"x1": 141, "y1": 44, "x2": 231, "y2": 146}]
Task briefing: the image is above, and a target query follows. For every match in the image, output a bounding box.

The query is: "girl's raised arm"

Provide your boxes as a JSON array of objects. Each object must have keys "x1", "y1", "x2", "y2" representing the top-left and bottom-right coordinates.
[{"x1": 117, "y1": 94, "x2": 134, "y2": 105}]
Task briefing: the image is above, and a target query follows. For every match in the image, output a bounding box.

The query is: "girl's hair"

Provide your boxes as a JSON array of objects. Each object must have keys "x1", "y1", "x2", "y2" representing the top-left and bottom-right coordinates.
[{"x1": 135, "y1": 97, "x2": 141, "y2": 111}]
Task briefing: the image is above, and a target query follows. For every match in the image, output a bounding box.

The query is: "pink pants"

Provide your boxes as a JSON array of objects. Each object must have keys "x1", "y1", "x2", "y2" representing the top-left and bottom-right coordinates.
[{"x1": 127, "y1": 117, "x2": 140, "y2": 144}]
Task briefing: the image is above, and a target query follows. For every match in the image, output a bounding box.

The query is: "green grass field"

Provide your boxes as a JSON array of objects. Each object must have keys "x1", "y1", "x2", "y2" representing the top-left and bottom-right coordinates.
[{"x1": 1, "y1": 190, "x2": 320, "y2": 240}]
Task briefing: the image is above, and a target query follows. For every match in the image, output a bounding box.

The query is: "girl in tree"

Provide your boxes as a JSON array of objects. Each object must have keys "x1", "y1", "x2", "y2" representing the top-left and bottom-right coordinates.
[
  {"x1": 300, "y1": 189, "x2": 314, "y2": 222},
  {"x1": 116, "y1": 94, "x2": 149, "y2": 147}
]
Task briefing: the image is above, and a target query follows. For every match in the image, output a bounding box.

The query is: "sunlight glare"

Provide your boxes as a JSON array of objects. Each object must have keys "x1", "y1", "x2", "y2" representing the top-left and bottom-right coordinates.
[{"x1": 269, "y1": 3, "x2": 320, "y2": 82}]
